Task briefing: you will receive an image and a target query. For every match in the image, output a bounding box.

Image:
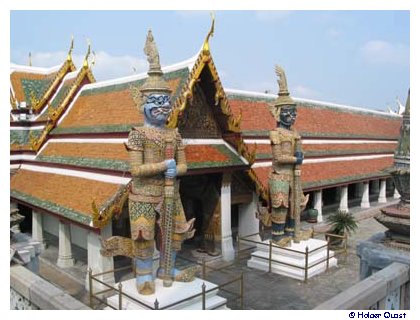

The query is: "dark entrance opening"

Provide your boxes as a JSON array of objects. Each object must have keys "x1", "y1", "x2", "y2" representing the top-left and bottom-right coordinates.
[{"x1": 18, "y1": 204, "x2": 32, "y2": 233}]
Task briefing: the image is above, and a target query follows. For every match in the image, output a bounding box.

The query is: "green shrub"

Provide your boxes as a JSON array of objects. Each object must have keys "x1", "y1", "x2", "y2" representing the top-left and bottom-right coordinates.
[{"x1": 326, "y1": 210, "x2": 359, "y2": 236}]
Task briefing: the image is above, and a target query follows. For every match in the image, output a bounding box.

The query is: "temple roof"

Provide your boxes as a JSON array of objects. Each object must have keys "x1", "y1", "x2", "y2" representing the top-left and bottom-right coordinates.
[
  {"x1": 10, "y1": 60, "x2": 76, "y2": 114},
  {"x1": 10, "y1": 49, "x2": 248, "y2": 229},
  {"x1": 10, "y1": 169, "x2": 126, "y2": 228},
  {"x1": 10, "y1": 33, "x2": 403, "y2": 228},
  {"x1": 252, "y1": 156, "x2": 393, "y2": 193},
  {"x1": 227, "y1": 89, "x2": 402, "y2": 139},
  {"x1": 52, "y1": 66, "x2": 190, "y2": 135},
  {"x1": 35, "y1": 139, "x2": 246, "y2": 172},
  {"x1": 251, "y1": 141, "x2": 398, "y2": 161}
]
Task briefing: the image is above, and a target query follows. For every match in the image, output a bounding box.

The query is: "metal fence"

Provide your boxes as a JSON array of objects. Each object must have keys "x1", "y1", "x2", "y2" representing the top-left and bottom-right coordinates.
[
  {"x1": 87, "y1": 256, "x2": 244, "y2": 310},
  {"x1": 237, "y1": 231, "x2": 347, "y2": 282}
]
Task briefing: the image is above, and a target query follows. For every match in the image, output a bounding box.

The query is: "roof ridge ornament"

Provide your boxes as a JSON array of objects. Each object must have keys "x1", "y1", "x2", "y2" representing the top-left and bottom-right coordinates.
[
  {"x1": 83, "y1": 38, "x2": 91, "y2": 68},
  {"x1": 28, "y1": 52, "x2": 32, "y2": 66},
  {"x1": 203, "y1": 12, "x2": 215, "y2": 55},
  {"x1": 404, "y1": 89, "x2": 410, "y2": 116},
  {"x1": 67, "y1": 35, "x2": 74, "y2": 62}
]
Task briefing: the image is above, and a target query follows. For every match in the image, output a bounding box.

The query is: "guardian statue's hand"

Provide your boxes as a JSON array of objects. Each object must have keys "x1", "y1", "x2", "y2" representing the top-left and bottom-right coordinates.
[
  {"x1": 165, "y1": 159, "x2": 177, "y2": 178},
  {"x1": 165, "y1": 159, "x2": 176, "y2": 169},
  {"x1": 295, "y1": 151, "x2": 304, "y2": 165}
]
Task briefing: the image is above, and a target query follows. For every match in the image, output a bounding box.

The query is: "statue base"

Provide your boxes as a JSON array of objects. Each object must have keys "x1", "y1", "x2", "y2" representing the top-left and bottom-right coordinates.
[
  {"x1": 106, "y1": 277, "x2": 229, "y2": 310},
  {"x1": 247, "y1": 237, "x2": 337, "y2": 280}
]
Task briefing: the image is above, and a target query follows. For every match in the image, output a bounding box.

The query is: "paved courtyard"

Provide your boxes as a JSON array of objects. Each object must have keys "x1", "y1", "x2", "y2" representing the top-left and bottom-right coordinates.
[{"x1": 33, "y1": 200, "x2": 393, "y2": 310}]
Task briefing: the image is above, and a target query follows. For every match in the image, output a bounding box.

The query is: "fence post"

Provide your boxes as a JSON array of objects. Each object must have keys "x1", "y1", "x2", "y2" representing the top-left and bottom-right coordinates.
[
  {"x1": 202, "y1": 259, "x2": 206, "y2": 279},
  {"x1": 326, "y1": 238, "x2": 330, "y2": 270},
  {"x1": 154, "y1": 299, "x2": 159, "y2": 310},
  {"x1": 240, "y1": 272, "x2": 244, "y2": 309},
  {"x1": 236, "y1": 233, "x2": 240, "y2": 257},
  {"x1": 304, "y1": 246, "x2": 309, "y2": 282},
  {"x1": 202, "y1": 282, "x2": 206, "y2": 310},
  {"x1": 88, "y1": 267, "x2": 93, "y2": 308},
  {"x1": 269, "y1": 241, "x2": 272, "y2": 273},
  {"x1": 344, "y1": 233, "x2": 348, "y2": 256},
  {"x1": 118, "y1": 282, "x2": 123, "y2": 310}
]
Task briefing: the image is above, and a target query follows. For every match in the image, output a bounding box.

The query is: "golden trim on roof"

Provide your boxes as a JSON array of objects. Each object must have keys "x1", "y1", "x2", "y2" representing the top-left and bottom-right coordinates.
[
  {"x1": 10, "y1": 90, "x2": 18, "y2": 110},
  {"x1": 167, "y1": 52, "x2": 241, "y2": 134},
  {"x1": 67, "y1": 36, "x2": 74, "y2": 62},
  {"x1": 28, "y1": 37, "x2": 77, "y2": 113},
  {"x1": 31, "y1": 60, "x2": 77, "y2": 113},
  {"x1": 83, "y1": 40, "x2": 90, "y2": 68},
  {"x1": 30, "y1": 66, "x2": 95, "y2": 151},
  {"x1": 91, "y1": 184, "x2": 129, "y2": 228},
  {"x1": 203, "y1": 12, "x2": 215, "y2": 54},
  {"x1": 248, "y1": 168, "x2": 269, "y2": 202}
]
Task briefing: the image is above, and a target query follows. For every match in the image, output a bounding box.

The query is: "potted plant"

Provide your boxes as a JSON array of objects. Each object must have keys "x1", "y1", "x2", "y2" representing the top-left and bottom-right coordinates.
[
  {"x1": 325, "y1": 210, "x2": 359, "y2": 245},
  {"x1": 306, "y1": 208, "x2": 318, "y2": 223}
]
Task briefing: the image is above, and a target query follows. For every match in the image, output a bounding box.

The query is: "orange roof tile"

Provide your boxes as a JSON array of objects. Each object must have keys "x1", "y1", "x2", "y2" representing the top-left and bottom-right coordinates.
[
  {"x1": 57, "y1": 77, "x2": 183, "y2": 131},
  {"x1": 10, "y1": 71, "x2": 58, "y2": 104},
  {"x1": 10, "y1": 169, "x2": 122, "y2": 225},
  {"x1": 228, "y1": 94, "x2": 401, "y2": 139},
  {"x1": 40, "y1": 142, "x2": 127, "y2": 160},
  {"x1": 252, "y1": 156, "x2": 393, "y2": 191},
  {"x1": 250, "y1": 142, "x2": 398, "y2": 160}
]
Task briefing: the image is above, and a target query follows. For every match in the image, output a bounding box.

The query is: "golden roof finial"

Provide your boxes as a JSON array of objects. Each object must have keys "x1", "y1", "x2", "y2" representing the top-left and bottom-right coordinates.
[
  {"x1": 90, "y1": 50, "x2": 96, "y2": 68},
  {"x1": 67, "y1": 35, "x2": 74, "y2": 62},
  {"x1": 83, "y1": 38, "x2": 91, "y2": 68},
  {"x1": 28, "y1": 52, "x2": 32, "y2": 66},
  {"x1": 203, "y1": 12, "x2": 215, "y2": 54}
]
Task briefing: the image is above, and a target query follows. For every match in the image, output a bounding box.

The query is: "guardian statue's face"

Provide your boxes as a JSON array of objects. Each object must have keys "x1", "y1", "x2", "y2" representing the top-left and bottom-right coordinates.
[
  {"x1": 279, "y1": 105, "x2": 297, "y2": 127},
  {"x1": 143, "y1": 94, "x2": 172, "y2": 127}
]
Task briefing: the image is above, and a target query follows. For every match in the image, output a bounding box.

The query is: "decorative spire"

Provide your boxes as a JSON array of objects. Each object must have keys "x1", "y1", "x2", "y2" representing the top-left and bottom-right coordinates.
[
  {"x1": 404, "y1": 89, "x2": 410, "y2": 116},
  {"x1": 203, "y1": 12, "x2": 215, "y2": 54},
  {"x1": 28, "y1": 52, "x2": 32, "y2": 66},
  {"x1": 140, "y1": 30, "x2": 171, "y2": 97},
  {"x1": 83, "y1": 38, "x2": 91, "y2": 68},
  {"x1": 394, "y1": 89, "x2": 410, "y2": 169},
  {"x1": 67, "y1": 35, "x2": 74, "y2": 62}
]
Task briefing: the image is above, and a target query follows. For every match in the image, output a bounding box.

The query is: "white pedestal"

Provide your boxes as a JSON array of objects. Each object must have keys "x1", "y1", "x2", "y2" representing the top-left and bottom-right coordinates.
[
  {"x1": 247, "y1": 237, "x2": 337, "y2": 281},
  {"x1": 107, "y1": 277, "x2": 229, "y2": 310}
]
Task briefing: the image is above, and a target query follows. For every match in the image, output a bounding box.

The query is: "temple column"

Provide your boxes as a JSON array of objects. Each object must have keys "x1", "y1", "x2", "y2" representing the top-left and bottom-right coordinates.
[
  {"x1": 378, "y1": 179, "x2": 387, "y2": 203},
  {"x1": 394, "y1": 187, "x2": 401, "y2": 199},
  {"x1": 238, "y1": 192, "x2": 259, "y2": 237},
  {"x1": 85, "y1": 223, "x2": 115, "y2": 291},
  {"x1": 339, "y1": 185, "x2": 349, "y2": 213},
  {"x1": 57, "y1": 221, "x2": 74, "y2": 268},
  {"x1": 361, "y1": 182, "x2": 370, "y2": 208},
  {"x1": 314, "y1": 190, "x2": 323, "y2": 222},
  {"x1": 220, "y1": 173, "x2": 234, "y2": 261},
  {"x1": 32, "y1": 210, "x2": 44, "y2": 243}
]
